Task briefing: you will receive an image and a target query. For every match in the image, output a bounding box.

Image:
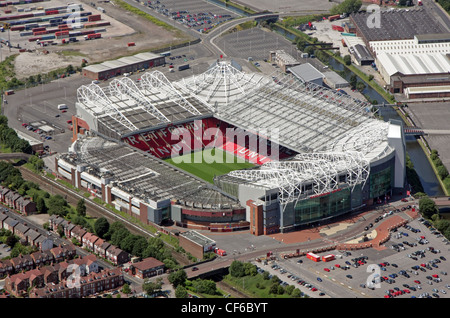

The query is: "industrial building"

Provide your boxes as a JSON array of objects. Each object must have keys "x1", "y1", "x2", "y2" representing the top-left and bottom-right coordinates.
[
  {"x1": 369, "y1": 34, "x2": 450, "y2": 57},
  {"x1": 322, "y1": 71, "x2": 349, "y2": 89},
  {"x1": 350, "y1": 8, "x2": 447, "y2": 47},
  {"x1": 62, "y1": 60, "x2": 406, "y2": 235},
  {"x1": 82, "y1": 52, "x2": 165, "y2": 80},
  {"x1": 376, "y1": 52, "x2": 450, "y2": 95},
  {"x1": 269, "y1": 50, "x2": 300, "y2": 72},
  {"x1": 349, "y1": 9, "x2": 450, "y2": 99},
  {"x1": 288, "y1": 63, "x2": 324, "y2": 86}
]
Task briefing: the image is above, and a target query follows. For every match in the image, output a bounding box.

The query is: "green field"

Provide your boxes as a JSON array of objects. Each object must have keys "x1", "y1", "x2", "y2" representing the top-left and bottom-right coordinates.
[{"x1": 165, "y1": 148, "x2": 254, "y2": 183}]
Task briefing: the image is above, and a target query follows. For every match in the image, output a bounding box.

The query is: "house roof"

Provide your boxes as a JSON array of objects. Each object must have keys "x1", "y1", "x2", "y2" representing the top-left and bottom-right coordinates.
[
  {"x1": 26, "y1": 229, "x2": 41, "y2": 241},
  {"x1": 4, "y1": 217, "x2": 18, "y2": 228},
  {"x1": 14, "y1": 223, "x2": 29, "y2": 235},
  {"x1": 132, "y1": 257, "x2": 164, "y2": 271}
]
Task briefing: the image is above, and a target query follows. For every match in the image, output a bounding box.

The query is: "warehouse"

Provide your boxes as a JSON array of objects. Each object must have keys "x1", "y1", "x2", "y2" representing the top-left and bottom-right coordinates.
[
  {"x1": 350, "y1": 8, "x2": 448, "y2": 53},
  {"x1": 323, "y1": 71, "x2": 349, "y2": 89},
  {"x1": 369, "y1": 33, "x2": 450, "y2": 57},
  {"x1": 288, "y1": 63, "x2": 324, "y2": 86},
  {"x1": 82, "y1": 52, "x2": 165, "y2": 80},
  {"x1": 376, "y1": 52, "x2": 450, "y2": 96}
]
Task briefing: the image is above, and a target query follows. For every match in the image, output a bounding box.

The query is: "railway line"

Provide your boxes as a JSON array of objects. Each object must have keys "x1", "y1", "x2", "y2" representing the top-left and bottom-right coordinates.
[{"x1": 18, "y1": 166, "x2": 153, "y2": 238}]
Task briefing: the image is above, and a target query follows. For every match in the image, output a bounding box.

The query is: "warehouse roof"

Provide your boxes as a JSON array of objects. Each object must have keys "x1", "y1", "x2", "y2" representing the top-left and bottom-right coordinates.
[
  {"x1": 322, "y1": 71, "x2": 349, "y2": 87},
  {"x1": 370, "y1": 38, "x2": 450, "y2": 56},
  {"x1": 288, "y1": 63, "x2": 324, "y2": 83},
  {"x1": 351, "y1": 8, "x2": 447, "y2": 42},
  {"x1": 377, "y1": 52, "x2": 450, "y2": 77},
  {"x1": 83, "y1": 51, "x2": 163, "y2": 74}
]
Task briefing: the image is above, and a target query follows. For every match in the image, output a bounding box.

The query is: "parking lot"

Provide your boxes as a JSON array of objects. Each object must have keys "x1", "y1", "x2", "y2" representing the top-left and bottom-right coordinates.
[
  {"x1": 254, "y1": 217, "x2": 450, "y2": 298},
  {"x1": 144, "y1": 0, "x2": 238, "y2": 33},
  {"x1": 215, "y1": 27, "x2": 297, "y2": 61}
]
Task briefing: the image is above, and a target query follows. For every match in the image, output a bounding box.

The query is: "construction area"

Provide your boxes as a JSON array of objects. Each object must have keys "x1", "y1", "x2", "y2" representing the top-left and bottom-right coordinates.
[{"x1": 0, "y1": 0, "x2": 190, "y2": 77}]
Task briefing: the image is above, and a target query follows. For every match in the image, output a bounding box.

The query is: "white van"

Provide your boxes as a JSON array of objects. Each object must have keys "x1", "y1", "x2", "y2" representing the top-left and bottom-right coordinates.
[{"x1": 57, "y1": 104, "x2": 68, "y2": 110}]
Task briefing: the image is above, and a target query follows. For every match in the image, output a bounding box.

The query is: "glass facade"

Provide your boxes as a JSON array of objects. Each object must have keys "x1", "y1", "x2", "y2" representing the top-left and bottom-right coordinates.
[
  {"x1": 369, "y1": 166, "x2": 393, "y2": 199},
  {"x1": 293, "y1": 187, "x2": 351, "y2": 225}
]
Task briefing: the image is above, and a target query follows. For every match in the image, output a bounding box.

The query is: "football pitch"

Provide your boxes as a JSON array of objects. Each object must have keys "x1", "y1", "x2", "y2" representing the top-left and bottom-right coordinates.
[{"x1": 165, "y1": 148, "x2": 255, "y2": 183}]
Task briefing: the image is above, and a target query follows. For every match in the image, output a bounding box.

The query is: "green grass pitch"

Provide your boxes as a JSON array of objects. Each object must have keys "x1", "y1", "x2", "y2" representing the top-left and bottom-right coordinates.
[{"x1": 165, "y1": 148, "x2": 255, "y2": 183}]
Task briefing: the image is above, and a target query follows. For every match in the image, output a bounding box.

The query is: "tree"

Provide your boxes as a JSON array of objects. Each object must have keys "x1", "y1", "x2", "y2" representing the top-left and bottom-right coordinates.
[
  {"x1": 142, "y1": 278, "x2": 163, "y2": 296},
  {"x1": 291, "y1": 288, "x2": 302, "y2": 298},
  {"x1": 349, "y1": 74, "x2": 357, "y2": 89},
  {"x1": 356, "y1": 81, "x2": 366, "y2": 92},
  {"x1": 343, "y1": 54, "x2": 351, "y2": 65},
  {"x1": 76, "y1": 198, "x2": 87, "y2": 217},
  {"x1": 229, "y1": 260, "x2": 245, "y2": 278},
  {"x1": 192, "y1": 279, "x2": 218, "y2": 295},
  {"x1": 122, "y1": 283, "x2": 131, "y2": 295},
  {"x1": 168, "y1": 269, "x2": 187, "y2": 288},
  {"x1": 132, "y1": 236, "x2": 149, "y2": 258},
  {"x1": 94, "y1": 217, "x2": 110, "y2": 239},
  {"x1": 437, "y1": 165, "x2": 449, "y2": 180},
  {"x1": 295, "y1": 37, "x2": 308, "y2": 51},
  {"x1": 36, "y1": 197, "x2": 47, "y2": 214},
  {"x1": 111, "y1": 227, "x2": 128, "y2": 247},
  {"x1": 175, "y1": 285, "x2": 189, "y2": 298},
  {"x1": 330, "y1": 0, "x2": 362, "y2": 15},
  {"x1": 6, "y1": 235, "x2": 18, "y2": 247},
  {"x1": 120, "y1": 234, "x2": 138, "y2": 253},
  {"x1": 419, "y1": 196, "x2": 438, "y2": 219},
  {"x1": 47, "y1": 195, "x2": 68, "y2": 216},
  {"x1": 66, "y1": 64, "x2": 74, "y2": 74},
  {"x1": 304, "y1": 46, "x2": 315, "y2": 55}
]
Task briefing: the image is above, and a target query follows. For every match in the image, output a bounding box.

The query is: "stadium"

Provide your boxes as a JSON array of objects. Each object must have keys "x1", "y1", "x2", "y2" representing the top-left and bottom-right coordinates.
[{"x1": 57, "y1": 59, "x2": 406, "y2": 235}]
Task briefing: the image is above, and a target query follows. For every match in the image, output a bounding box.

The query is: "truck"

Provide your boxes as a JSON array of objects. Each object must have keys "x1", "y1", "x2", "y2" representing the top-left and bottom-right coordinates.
[
  {"x1": 322, "y1": 254, "x2": 335, "y2": 262},
  {"x1": 214, "y1": 248, "x2": 227, "y2": 256},
  {"x1": 306, "y1": 252, "x2": 321, "y2": 262},
  {"x1": 84, "y1": 33, "x2": 101, "y2": 40},
  {"x1": 178, "y1": 64, "x2": 189, "y2": 71}
]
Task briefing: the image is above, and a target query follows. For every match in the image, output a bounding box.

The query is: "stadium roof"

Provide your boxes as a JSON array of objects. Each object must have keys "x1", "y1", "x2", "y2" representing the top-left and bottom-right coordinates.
[
  {"x1": 75, "y1": 61, "x2": 396, "y2": 205},
  {"x1": 63, "y1": 136, "x2": 241, "y2": 208},
  {"x1": 224, "y1": 152, "x2": 370, "y2": 205}
]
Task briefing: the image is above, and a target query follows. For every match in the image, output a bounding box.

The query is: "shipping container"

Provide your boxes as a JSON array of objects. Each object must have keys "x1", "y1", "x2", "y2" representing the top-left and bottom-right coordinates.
[
  {"x1": 32, "y1": 26, "x2": 46, "y2": 32},
  {"x1": 84, "y1": 32, "x2": 101, "y2": 39},
  {"x1": 328, "y1": 14, "x2": 340, "y2": 21},
  {"x1": 88, "y1": 14, "x2": 101, "y2": 22},
  {"x1": 33, "y1": 30, "x2": 47, "y2": 35},
  {"x1": 45, "y1": 10, "x2": 58, "y2": 15}
]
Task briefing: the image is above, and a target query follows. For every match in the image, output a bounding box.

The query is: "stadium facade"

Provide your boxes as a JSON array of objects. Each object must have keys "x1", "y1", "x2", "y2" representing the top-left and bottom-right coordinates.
[{"x1": 58, "y1": 60, "x2": 406, "y2": 235}]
